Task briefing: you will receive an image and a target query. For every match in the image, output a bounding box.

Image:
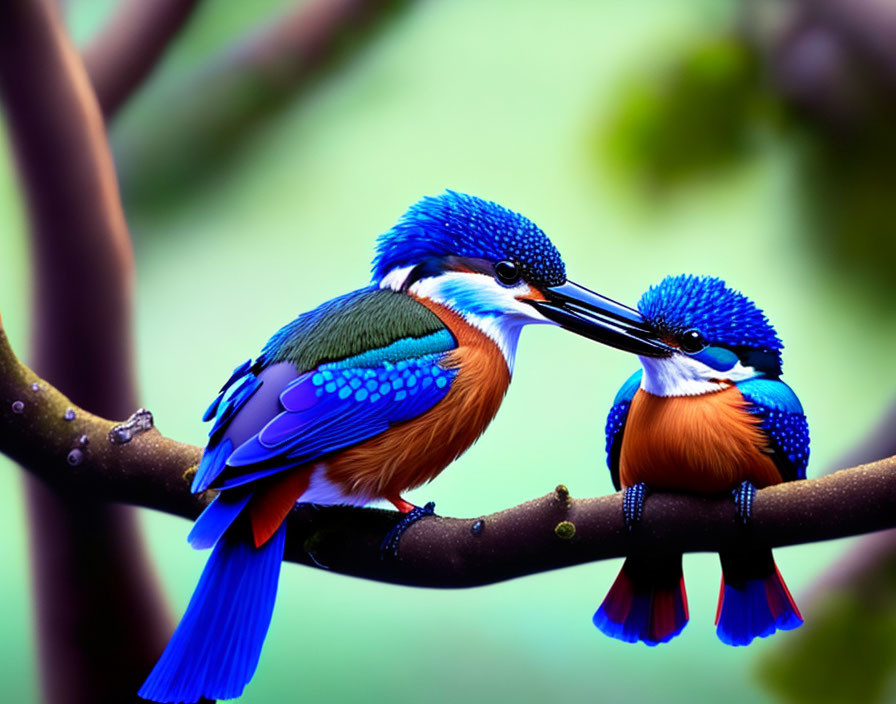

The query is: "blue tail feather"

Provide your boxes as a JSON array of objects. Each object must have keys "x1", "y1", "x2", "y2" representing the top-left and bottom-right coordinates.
[
  {"x1": 594, "y1": 555, "x2": 688, "y2": 646},
  {"x1": 139, "y1": 522, "x2": 286, "y2": 702},
  {"x1": 716, "y1": 564, "x2": 802, "y2": 646}
]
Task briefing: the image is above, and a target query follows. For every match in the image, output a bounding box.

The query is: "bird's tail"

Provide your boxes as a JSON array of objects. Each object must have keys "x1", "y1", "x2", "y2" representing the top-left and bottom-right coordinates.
[
  {"x1": 593, "y1": 554, "x2": 688, "y2": 646},
  {"x1": 716, "y1": 547, "x2": 802, "y2": 646},
  {"x1": 138, "y1": 521, "x2": 287, "y2": 703}
]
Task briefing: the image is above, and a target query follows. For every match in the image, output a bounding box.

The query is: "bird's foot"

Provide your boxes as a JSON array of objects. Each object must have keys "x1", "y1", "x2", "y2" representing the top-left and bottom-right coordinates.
[
  {"x1": 622, "y1": 482, "x2": 649, "y2": 530},
  {"x1": 380, "y1": 501, "x2": 436, "y2": 559},
  {"x1": 732, "y1": 480, "x2": 757, "y2": 525}
]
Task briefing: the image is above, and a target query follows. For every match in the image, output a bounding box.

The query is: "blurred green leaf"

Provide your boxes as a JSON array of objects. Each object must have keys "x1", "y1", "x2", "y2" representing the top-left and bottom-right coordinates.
[
  {"x1": 601, "y1": 36, "x2": 765, "y2": 190},
  {"x1": 791, "y1": 120, "x2": 896, "y2": 298},
  {"x1": 758, "y1": 545, "x2": 896, "y2": 704}
]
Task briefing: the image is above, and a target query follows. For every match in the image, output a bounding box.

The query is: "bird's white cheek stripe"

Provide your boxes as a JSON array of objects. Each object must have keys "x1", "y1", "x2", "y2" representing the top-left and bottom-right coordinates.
[{"x1": 405, "y1": 271, "x2": 552, "y2": 374}]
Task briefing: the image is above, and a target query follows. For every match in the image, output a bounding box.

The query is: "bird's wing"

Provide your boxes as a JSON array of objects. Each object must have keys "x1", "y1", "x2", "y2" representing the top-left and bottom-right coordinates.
[
  {"x1": 192, "y1": 287, "x2": 456, "y2": 494},
  {"x1": 217, "y1": 353, "x2": 457, "y2": 489},
  {"x1": 738, "y1": 378, "x2": 810, "y2": 482},
  {"x1": 605, "y1": 370, "x2": 643, "y2": 491}
]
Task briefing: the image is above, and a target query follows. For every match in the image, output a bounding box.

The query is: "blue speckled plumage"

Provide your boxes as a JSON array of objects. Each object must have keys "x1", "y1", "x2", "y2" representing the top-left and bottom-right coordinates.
[
  {"x1": 739, "y1": 378, "x2": 809, "y2": 481},
  {"x1": 372, "y1": 190, "x2": 566, "y2": 287},
  {"x1": 604, "y1": 370, "x2": 642, "y2": 491},
  {"x1": 215, "y1": 355, "x2": 457, "y2": 489},
  {"x1": 639, "y1": 275, "x2": 783, "y2": 374}
]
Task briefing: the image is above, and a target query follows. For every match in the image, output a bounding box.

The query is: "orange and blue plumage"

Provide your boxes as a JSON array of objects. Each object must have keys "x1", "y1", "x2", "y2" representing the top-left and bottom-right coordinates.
[
  {"x1": 593, "y1": 274, "x2": 809, "y2": 647},
  {"x1": 139, "y1": 191, "x2": 671, "y2": 702}
]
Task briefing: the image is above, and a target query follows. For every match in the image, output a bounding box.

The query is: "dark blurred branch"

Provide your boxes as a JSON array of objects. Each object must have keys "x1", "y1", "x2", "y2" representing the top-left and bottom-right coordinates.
[
  {"x1": 2, "y1": 321, "x2": 896, "y2": 588},
  {"x1": 0, "y1": 0, "x2": 170, "y2": 701},
  {"x1": 82, "y1": 0, "x2": 203, "y2": 120},
  {"x1": 757, "y1": 0, "x2": 896, "y2": 123},
  {"x1": 115, "y1": 0, "x2": 416, "y2": 208},
  {"x1": 811, "y1": 0, "x2": 896, "y2": 87}
]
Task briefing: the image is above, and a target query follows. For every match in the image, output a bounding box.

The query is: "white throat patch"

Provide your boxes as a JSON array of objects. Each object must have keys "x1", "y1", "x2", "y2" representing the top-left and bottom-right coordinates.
[
  {"x1": 639, "y1": 354, "x2": 757, "y2": 397},
  {"x1": 379, "y1": 267, "x2": 552, "y2": 373}
]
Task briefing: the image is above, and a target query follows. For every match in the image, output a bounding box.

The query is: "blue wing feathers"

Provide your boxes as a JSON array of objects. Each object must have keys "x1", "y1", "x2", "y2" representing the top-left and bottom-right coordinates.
[
  {"x1": 193, "y1": 363, "x2": 265, "y2": 492},
  {"x1": 738, "y1": 378, "x2": 810, "y2": 481},
  {"x1": 606, "y1": 371, "x2": 641, "y2": 458},
  {"x1": 219, "y1": 355, "x2": 456, "y2": 485},
  {"x1": 605, "y1": 403, "x2": 630, "y2": 466},
  {"x1": 208, "y1": 374, "x2": 263, "y2": 445},
  {"x1": 202, "y1": 359, "x2": 254, "y2": 422},
  {"x1": 192, "y1": 438, "x2": 233, "y2": 493},
  {"x1": 605, "y1": 370, "x2": 641, "y2": 491},
  {"x1": 612, "y1": 370, "x2": 643, "y2": 407},
  {"x1": 737, "y1": 378, "x2": 804, "y2": 415},
  {"x1": 188, "y1": 492, "x2": 253, "y2": 550}
]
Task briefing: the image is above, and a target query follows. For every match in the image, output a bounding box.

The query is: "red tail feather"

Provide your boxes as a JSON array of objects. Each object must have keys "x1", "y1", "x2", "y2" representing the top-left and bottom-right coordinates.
[
  {"x1": 249, "y1": 469, "x2": 311, "y2": 547},
  {"x1": 716, "y1": 554, "x2": 802, "y2": 645},
  {"x1": 594, "y1": 555, "x2": 689, "y2": 646}
]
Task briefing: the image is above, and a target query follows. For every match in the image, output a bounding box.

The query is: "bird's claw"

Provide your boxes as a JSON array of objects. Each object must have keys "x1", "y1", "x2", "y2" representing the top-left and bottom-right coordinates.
[
  {"x1": 379, "y1": 501, "x2": 436, "y2": 558},
  {"x1": 732, "y1": 480, "x2": 757, "y2": 524},
  {"x1": 622, "y1": 482, "x2": 649, "y2": 530}
]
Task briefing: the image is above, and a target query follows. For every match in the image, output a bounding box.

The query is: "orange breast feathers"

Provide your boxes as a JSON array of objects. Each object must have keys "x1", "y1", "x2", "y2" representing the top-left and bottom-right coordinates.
[
  {"x1": 618, "y1": 386, "x2": 782, "y2": 494},
  {"x1": 325, "y1": 300, "x2": 511, "y2": 500}
]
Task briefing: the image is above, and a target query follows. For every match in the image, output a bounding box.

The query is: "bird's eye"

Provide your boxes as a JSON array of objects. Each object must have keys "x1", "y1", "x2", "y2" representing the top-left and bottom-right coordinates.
[
  {"x1": 679, "y1": 329, "x2": 707, "y2": 354},
  {"x1": 494, "y1": 260, "x2": 521, "y2": 286}
]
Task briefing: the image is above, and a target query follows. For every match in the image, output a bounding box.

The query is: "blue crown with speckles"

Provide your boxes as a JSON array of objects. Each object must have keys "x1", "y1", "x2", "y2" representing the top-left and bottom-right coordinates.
[
  {"x1": 639, "y1": 274, "x2": 783, "y2": 356},
  {"x1": 371, "y1": 191, "x2": 566, "y2": 287}
]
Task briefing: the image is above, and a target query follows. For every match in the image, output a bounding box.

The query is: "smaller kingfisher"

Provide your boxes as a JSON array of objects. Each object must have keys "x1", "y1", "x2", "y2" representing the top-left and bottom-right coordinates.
[
  {"x1": 139, "y1": 191, "x2": 670, "y2": 703},
  {"x1": 593, "y1": 274, "x2": 809, "y2": 647}
]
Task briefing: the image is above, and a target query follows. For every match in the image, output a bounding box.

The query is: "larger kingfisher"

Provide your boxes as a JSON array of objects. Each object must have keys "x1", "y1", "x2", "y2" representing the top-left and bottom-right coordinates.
[
  {"x1": 139, "y1": 191, "x2": 670, "y2": 703},
  {"x1": 593, "y1": 274, "x2": 809, "y2": 647}
]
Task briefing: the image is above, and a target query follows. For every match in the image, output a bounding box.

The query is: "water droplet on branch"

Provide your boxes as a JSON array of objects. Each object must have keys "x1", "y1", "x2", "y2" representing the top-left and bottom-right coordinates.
[
  {"x1": 63, "y1": 408, "x2": 76, "y2": 421},
  {"x1": 66, "y1": 449, "x2": 83, "y2": 466},
  {"x1": 11, "y1": 400, "x2": 24, "y2": 414},
  {"x1": 109, "y1": 408, "x2": 154, "y2": 444}
]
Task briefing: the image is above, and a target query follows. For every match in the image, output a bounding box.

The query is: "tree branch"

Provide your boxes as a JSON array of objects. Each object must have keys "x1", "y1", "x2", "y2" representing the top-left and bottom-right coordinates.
[
  {"x1": 2, "y1": 317, "x2": 895, "y2": 589},
  {"x1": 82, "y1": 0, "x2": 203, "y2": 120},
  {"x1": 0, "y1": 0, "x2": 170, "y2": 700},
  {"x1": 114, "y1": 0, "x2": 416, "y2": 209}
]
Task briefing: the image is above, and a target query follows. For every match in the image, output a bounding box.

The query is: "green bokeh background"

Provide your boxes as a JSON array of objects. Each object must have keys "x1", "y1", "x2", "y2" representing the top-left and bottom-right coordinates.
[{"x1": 1, "y1": 1, "x2": 894, "y2": 702}]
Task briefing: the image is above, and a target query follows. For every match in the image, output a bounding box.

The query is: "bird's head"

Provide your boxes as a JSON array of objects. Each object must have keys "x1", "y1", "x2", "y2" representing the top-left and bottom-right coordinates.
[
  {"x1": 636, "y1": 274, "x2": 783, "y2": 397},
  {"x1": 372, "y1": 191, "x2": 669, "y2": 369}
]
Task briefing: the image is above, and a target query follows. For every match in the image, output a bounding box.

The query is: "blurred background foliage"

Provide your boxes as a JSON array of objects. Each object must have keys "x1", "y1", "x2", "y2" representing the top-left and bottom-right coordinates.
[
  {"x1": 1, "y1": 0, "x2": 895, "y2": 702},
  {"x1": 599, "y1": 0, "x2": 896, "y2": 303}
]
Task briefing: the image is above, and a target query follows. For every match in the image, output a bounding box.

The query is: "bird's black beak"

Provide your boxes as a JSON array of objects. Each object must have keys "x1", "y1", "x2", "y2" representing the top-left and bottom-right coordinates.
[{"x1": 528, "y1": 281, "x2": 672, "y2": 357}]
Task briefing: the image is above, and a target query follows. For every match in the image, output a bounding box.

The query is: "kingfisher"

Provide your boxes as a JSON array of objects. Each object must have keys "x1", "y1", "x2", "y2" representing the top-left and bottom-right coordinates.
[
  {"x1": 139, "y1": 191, "x2": 670, "y2": 703},
  {"x1": 593, "y1": 274, "x2": 809, "y2": 647}
]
